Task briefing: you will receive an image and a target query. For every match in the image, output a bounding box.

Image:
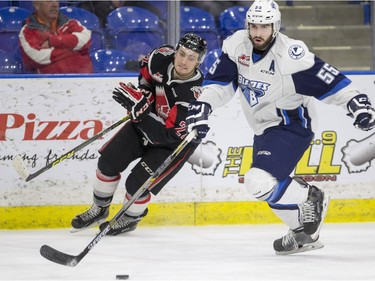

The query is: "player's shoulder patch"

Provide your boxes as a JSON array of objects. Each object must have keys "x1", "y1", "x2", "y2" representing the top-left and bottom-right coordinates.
[
  {"x1": 155, "y1": 45, "x2": 175, "y2": 56},
  {"x1": 147, "y1": 45, "x2": 175, "y2": 77},
  {"x1": 287, "y1": 44, "x2": 306, "y2": 60},
  {"x1": 275, "y1": 33, "x2": 314, "y2": 74},
  {"x1": 277, "y1": 34, "x2": 308, "y2": 60}
]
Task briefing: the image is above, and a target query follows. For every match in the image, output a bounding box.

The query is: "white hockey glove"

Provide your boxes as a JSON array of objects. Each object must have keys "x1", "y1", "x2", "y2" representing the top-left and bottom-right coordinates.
[
  {"x1": 186, "y1": 100, "x2": 212, "y2": 140},
  {"x1": 347, "y1": 94, "x2": 375, "y2": 131},
  {"x1": 112, "y1": 82, "x2": 153, "y2": 122}
]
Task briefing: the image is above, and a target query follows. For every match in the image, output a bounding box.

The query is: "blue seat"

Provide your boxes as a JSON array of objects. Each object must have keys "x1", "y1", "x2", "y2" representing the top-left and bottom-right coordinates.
[
  {"x1": 0, "y1": 1, "x2": 11, "y2": 9},
  {"x1": 90, "y1": 49, "x2": 134, "y2": 73},
  {"x1": 0, "y1": 49, "x2": 23, "y2": 73},
  {"x1": 0, "y1": 6, "x2": 31, "y2": 30},
  {"x1": 0, "y1": 7, "x2": 31, "y2": 52},
  {"x1": 122, "y1": 41, "x2": 154, "y2": 60},
  {"x1": 106, "y1": 6, "x2": 164, "y2": 53},
  {"x1": 180, "y1": 6, "x2": 221, "y2": 52},
  {"x1": 17, "y1": 1, "x2": 33, "y2": 11},
  {"x1": 218, "y1": 6, "x2": 247, "y2": 39},
  {"x1": 143, "y1": 1, "x2": 167, "y2": 22},
  {"x1": 59, "y1": 6, "x2": 104, "y2": 51},
  {"x1": 200, "y1": 48, "x2": 222, "y2": 76}
]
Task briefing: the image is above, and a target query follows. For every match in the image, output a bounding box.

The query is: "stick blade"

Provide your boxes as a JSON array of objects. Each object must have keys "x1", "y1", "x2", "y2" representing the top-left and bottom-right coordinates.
[
  {"x1": 40, "y1": 245, "x2": 80, "y2": 267},
  {"x1": 12, "y1": 155, "x2": 30, "y2": 180}
]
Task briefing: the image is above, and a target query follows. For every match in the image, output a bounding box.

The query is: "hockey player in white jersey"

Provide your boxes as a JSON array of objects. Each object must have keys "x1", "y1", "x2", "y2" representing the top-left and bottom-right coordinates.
[{"x1": 186, "y1": 0, "x2": 375, "y2": 255}]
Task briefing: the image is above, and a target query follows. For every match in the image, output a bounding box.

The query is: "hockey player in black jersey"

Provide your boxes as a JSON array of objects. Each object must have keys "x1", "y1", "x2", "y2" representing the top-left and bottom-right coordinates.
[{"x1": 71, "y1": 33, "x2": 207, "y2": 235}]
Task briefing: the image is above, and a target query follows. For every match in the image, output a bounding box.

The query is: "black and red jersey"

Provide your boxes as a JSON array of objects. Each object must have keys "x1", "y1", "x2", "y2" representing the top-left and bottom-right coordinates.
[{"x1": 135, "y1": 45, "x2": 204, "y2": 147}]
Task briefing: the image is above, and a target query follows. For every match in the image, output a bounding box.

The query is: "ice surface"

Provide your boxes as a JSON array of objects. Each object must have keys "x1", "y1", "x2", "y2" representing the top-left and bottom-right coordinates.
[{"x1": 0, "y1": 223, "x2": 374, "y2": 280}]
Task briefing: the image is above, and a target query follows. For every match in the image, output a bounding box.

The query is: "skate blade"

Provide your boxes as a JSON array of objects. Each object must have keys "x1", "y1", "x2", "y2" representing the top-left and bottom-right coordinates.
[{"x1": 275, "y1": 240, "x2": 324, "y2": 255}]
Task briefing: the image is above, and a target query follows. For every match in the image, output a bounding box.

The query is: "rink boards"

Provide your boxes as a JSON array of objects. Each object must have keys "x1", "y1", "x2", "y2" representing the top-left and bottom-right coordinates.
[{"x1": 0, "y1": 73, "x2": 374, "y2": 229}]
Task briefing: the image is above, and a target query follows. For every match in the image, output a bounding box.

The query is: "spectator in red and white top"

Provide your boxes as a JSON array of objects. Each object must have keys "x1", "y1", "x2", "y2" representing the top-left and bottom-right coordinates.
[{"x1": 19, "y1": 0, "x2": 93, "y2": 74}]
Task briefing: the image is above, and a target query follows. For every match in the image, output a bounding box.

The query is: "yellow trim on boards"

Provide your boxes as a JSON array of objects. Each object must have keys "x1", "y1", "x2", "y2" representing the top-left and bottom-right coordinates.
[{"x1": 0, "y1": 199, "x2": 374, "y2": 230}]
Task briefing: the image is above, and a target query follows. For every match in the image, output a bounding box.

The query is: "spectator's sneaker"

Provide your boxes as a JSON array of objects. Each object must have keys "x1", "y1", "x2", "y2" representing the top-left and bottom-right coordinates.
[
  {"x1": 273, "y1": 227, "x2": 324, "y2": 255},
  {"x1": 99, "y1": 209, "x2": 148, "y2": 236},
  {"x1": 71, "y1": 204, "x2": 109, "y2": 232},
  {"x1": 300, "y1": 185, "x2": 330, "y2": 236}
]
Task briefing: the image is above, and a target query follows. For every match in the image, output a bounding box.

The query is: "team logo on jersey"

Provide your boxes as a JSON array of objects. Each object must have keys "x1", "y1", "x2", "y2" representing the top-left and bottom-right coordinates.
[
  {"x1": 155, "y1": 86, "x2": 170, "y2": 120},
  {"x1": 288, "y1": 44, "x2": 305, "y2": 60},
  {"x1": 190, "y1": 86, "x2": 202, "y2": 99},
  {"x1": 238, "y1": 75, "x2": 270, "y2": 107},
  {"x1": 152, "y1": 72, "x2": 163, "y2": 83},
  {"x1": 238, "y1": 54, "x2": 250, "y2": 67},
  {"x1": 156, "y1": 47, "x2": 174, "y2": 56}
]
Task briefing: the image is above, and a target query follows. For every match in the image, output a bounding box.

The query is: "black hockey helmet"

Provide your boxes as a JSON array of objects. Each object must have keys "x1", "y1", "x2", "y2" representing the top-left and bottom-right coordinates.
[{"x1": 176, "y1": 33, "x2": 208, "y2": 63}]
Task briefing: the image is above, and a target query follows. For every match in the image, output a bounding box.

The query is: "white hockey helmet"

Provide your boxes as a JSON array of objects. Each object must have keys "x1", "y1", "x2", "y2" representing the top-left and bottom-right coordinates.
[{"x1": 246, "y1": 0, "x2": 281, "y2": 38}]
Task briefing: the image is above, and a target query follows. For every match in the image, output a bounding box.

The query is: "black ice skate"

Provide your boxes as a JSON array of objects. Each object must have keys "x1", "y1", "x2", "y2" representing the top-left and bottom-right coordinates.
[
  {"x1": 273, "y1": 227, "x2": 324, "y2": 255},
  {"x1": 71, "y1": 204, "x2": 109, "y2": 232},
  {"x1": 300, "y1": 185, "x2": 330, "y2": 236},
  {"x1": 99, "y1": 208, "x2": 148, "y2": 236}
]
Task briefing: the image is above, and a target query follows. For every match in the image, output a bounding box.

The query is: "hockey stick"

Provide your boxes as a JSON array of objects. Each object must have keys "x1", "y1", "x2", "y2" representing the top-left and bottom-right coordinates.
[
  {"x1": 39, "y1": 129, "x2": 198, "y2": 267},
  {"x1": 12, "y1": 115, "x2": 131, "y2": 182}
]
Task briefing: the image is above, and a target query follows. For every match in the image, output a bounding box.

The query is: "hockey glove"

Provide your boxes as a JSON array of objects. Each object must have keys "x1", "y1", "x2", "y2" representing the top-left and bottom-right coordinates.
[
  {"x1": 186, "y1": 100, "x2": 212, "y2": 140},
  {"x1": 347, "y1": 94, "x2": 375, "y2": 131},
  {"x1": 112, "y1": 82, "x2": 152, "y2": 121}
]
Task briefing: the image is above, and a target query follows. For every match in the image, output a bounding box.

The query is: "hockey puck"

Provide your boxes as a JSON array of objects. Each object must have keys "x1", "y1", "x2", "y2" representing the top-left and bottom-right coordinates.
[{"x1": 116, "y1": 275, "x2": 129, "y2": 280}]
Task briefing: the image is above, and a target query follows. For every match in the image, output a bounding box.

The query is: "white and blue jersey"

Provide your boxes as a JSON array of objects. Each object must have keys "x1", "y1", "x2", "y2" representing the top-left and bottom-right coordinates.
[{"x1": 199, "y1": 30, "x2": 360, "y2": 136}]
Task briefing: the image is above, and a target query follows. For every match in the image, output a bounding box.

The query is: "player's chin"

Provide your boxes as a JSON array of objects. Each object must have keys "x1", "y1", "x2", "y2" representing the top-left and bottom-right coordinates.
[
  {"x1": 255, "y1": 42, "x2": 268, "y2": 50},
  {"x1": 176, "y1": 66, "x2": 188, "y2": 75}
]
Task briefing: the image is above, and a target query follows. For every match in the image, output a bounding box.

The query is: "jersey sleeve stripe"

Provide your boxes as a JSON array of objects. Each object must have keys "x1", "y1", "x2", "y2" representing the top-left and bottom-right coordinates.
[{"x1": 318, "y1": 78, "x2": 352, "y2": 101}]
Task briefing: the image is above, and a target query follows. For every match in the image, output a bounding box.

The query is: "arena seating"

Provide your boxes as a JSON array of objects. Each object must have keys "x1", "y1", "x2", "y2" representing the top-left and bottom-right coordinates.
[
  {"x1": 0, "y1": 1, "x2": 371, "y2": 73},
  {"x1": 59, "y1": 6, "x2": 104, "y2": 51},
  {"x1": 0, "y1": 6, "x2": 31, "y2": 53},
  {"x1": 106, "y1": 6, "x2": 164, "y2": 56},
  {"x1": 0, "y1": 49, "x2": 23, "y2": 74},
  {"x1": 180, "y1": 6, "x2": 221, "y2": 52},
  {"x1": 90, "y1": 48, "x2": 136, "y2": 73},
  {"x1": 218, "y1": 6, "x2": 247, "y2": 40},
  {"x1": 0, "y1": 1, "x2": 11, "y2": 9}
]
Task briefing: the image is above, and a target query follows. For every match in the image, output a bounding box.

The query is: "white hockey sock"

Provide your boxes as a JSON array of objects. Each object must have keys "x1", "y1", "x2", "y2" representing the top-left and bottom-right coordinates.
[
  {"x1": 274, "y1": 178, "x2": 309, "y2": 205},
  {"x1": 270, "y1": 178, "x2": 309, "y2": 230},
  {"x1": 124, "y1": 192, "x2": 151, "y2": 217},
  {"x1": 93, "y1": 169, "x2": 121, "y2": 206}
]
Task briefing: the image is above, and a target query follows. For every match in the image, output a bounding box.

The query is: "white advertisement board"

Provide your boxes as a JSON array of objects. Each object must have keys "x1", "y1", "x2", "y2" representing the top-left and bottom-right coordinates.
[{"x1": 1, "y1": 74, "x2": 374, "y2": 207}]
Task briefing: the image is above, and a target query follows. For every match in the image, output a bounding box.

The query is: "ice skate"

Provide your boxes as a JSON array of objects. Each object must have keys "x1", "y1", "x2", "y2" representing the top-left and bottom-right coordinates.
[
  {"x1": 273, "y1": 227, "x2": 324, "y2": 255},
  {"x1": 300, "y1": 185, "x2": 330, "y2": 236},
  {"x1": 71, "y1": 204, "x2": 109, "y2": 233},
  {"x1": 274, "y1": 184, "x2": 330, "y2": 255},
  {"x1": 99, "y1": 208, "x2": 148, "y2": 235}
]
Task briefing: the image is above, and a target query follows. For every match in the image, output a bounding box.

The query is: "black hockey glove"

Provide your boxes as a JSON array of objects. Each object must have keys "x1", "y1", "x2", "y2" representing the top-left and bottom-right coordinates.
[
  {"x1": 347, "y1": 94, "x2": 375, "y2": 131},
  {"x1": 112, "y1": 82, "x2": 153, "y2": 122},
  {"x1": 186, "y1": 100, "x2": 212, "y2": 140}
]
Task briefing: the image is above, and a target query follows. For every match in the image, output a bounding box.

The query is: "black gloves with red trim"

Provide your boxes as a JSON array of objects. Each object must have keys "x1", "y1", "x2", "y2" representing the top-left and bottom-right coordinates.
[{"x1": 113, "y1": 82, "x2": 154, "y2": 122}]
